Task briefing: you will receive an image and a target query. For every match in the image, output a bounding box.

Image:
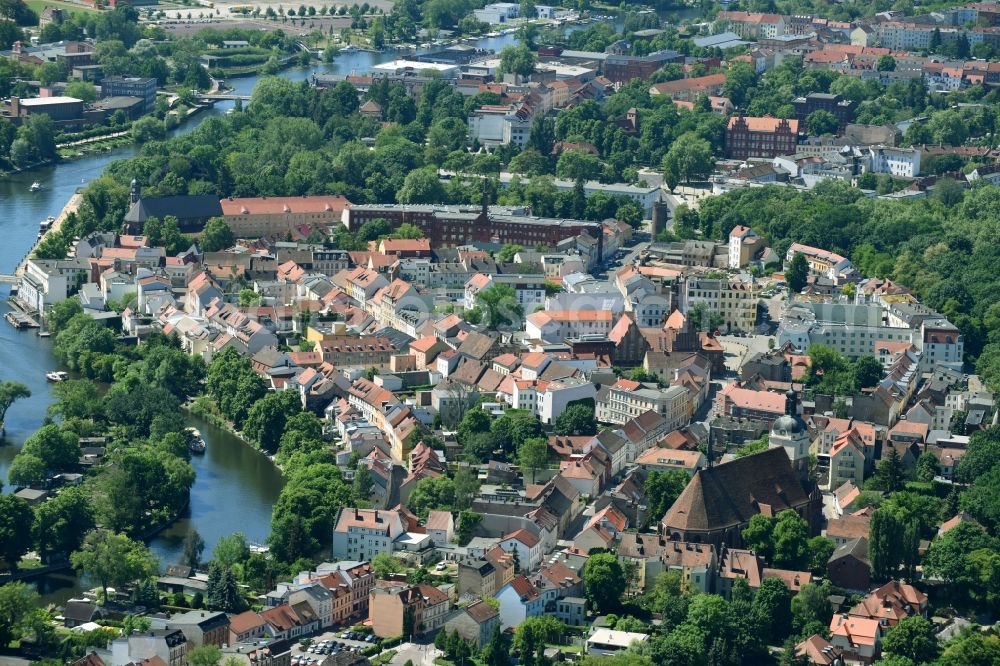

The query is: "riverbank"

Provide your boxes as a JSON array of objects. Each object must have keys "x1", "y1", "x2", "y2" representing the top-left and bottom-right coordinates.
[{"x1": 13, "y1": 192, "x2": 82, "y2": 280}]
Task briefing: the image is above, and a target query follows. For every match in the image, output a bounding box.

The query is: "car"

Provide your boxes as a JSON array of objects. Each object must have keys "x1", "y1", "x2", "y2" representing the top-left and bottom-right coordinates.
[{"x1": 367, "y1": 635, "x2": 376, "y2": 643}]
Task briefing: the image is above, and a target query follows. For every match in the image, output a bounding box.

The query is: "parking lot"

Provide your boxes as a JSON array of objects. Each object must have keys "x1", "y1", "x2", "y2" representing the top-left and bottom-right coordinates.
[{"x1": 290, "y1": 630, "x2": 380, "y2": 665}]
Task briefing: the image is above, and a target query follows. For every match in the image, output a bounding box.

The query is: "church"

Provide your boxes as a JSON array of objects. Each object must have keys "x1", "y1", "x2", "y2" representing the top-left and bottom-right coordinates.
[
  {"x1": 660, "y1": 390, "x2": 822, "y2": 546},
  {"x1": 122, "y1": 179, "x2": 223, "y2": 235}
]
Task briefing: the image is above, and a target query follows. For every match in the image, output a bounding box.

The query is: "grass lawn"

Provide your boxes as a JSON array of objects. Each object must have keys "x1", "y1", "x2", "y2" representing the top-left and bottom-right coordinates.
[{"x1": 26, "y1": 0, "x2": 99, "y2": 19}]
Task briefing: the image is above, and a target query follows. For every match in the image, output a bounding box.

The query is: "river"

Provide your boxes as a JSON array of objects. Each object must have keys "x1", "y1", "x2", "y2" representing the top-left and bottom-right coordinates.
[{"x1": 0, "y1": 7, "x2": 700, "y2": 604}]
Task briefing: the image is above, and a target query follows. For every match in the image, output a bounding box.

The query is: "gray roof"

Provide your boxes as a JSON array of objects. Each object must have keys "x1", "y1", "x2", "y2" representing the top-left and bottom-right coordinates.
[{"x1": 125, "y1": 195, "x2": 223, "y2": 224}]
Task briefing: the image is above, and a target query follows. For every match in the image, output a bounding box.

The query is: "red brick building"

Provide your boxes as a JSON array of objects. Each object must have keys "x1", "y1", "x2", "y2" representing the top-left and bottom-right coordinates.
[
  {"x1": 725, "y1": 116, "x2": 800, "y2": 159},
  {"x1": 344, "y1": 204, "x2": 603, "y2": 258}
]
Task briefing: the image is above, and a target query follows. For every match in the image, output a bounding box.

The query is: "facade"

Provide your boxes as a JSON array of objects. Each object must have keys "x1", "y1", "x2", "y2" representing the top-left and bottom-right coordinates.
[
  {"x1": 331, "y1": 508, "x2": 406, "y2": 561},
  {"x1": 682, "y1": 274, "x2": 760, "y2": 333},
  {"x1": 344, "y1": 205, "x2": 602, "y2": 256},
  {"x1": 725, "y1": 116, "x2": 800, "y2": 159},
  {"x1": 596, "y1": 379, "x2": 690, "y2": 429},
  {"x1": 867, "y1": 146, "x2": 920, "y2": 177},
  {"x1": 220, "y1": 196, "x2": 352, "y2": 238},
  {"x1": 442, "y1": 601, "x2": 501, "y2": 648},
  {"x1": 496, "y1": 576, "x2": 543, "y2": 629},
  {"x1": 101, "y1": 76, "x2": 157, "y2": 113},
  {"x1": 793, "y1": 93, "x2": 856, "y2": 132},
  {"x1": 18, "y1": 258, "x2": 88, "y2": 312},
  {"x1": 468, "y1": 103, "x2": 532, "y2": 147}
]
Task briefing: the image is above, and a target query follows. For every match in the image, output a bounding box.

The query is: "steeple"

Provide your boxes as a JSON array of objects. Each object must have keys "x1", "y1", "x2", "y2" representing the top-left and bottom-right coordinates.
[
  {"x1": 130, "y1": 178, "x2": 141, "y2": 205},
  {"x1": 769, "y1": 389, "x2": 810, "y2": 482}
]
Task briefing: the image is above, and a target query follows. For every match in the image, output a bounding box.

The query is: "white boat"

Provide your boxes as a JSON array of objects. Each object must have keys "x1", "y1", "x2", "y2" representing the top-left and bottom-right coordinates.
[
  {"x1": 45, "y1": 371, "x2": 68, "y2": 382},
  {"x1": 29, "y1": 181, "x2": 42, "y2": 192},
  {"x1": 39, "y1": 216, "x2": 54, "y2": 231},
  {"x1": 184, "y1": 427, "x2": 206, "y2": 454},
  {"x1": 340, "y1": 44, "x2": 358, "y2": 52}
]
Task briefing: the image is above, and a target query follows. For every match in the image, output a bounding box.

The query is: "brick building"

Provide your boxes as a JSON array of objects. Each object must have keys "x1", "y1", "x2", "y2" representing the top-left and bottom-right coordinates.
[
  {"x1": 343, "y1": 205, "x2": 603, "y2": 259},
  {"x1": 792, "y1": 93, "x2": 857, "y2": 133},
  {"x1": 725, "y1": 116, "x2": 800, "y2": 159}
]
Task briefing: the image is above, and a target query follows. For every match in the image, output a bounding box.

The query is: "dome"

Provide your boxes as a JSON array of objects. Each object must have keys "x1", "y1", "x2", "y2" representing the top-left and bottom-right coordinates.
[{"x1": 772, "y1": 414, "x2": 804, "y2": 437}]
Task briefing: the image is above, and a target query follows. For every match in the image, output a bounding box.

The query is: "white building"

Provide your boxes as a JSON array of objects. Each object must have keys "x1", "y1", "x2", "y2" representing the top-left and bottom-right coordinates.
[
  {"x1": 331, "y1": 508, "x2": 406, "y2": 561},
  {"x1": 682, "y1": 273, "x2": 760, "y2": 333},
  {"x1": 473, "y1": 2, "x2": 519, "y2": 23},
  {"x1": 539, "y1": 376, "x2": 598, "y2": 425},
  {"x1": 17, "y1": 257, "x2": 89, "y2": 313},
  {"x1": 525, "y1": 309, "x2": 614, "y2": 342},
  {"x1": 465, "y1": 273, "x2": 548, "y2": 312},
  {"x1": 596, "y1": 379, "x2": 690, "y2": 429},
  {"x1": 586, "y1": 629, "x2": 650, "y2": 657},
  {"x1": 867, "y1": 145, "x2": 920, "y2": 178},
  {"x1": 468, "y1": 103, "x2": 533, "y2": 147}
]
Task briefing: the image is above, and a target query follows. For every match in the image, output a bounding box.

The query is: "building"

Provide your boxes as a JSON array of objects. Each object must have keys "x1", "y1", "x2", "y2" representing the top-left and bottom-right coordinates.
[
  {"x1": 661, "y1": 447, "x2": 820, "y2": 546},
  {"x1": 441, "y1": 600, "x2": 500, "y2": 648},
  {"x1": 101, "y1": 76, "x2": 157, "y2": 114},
  {"x1": 648, "y1": 73, "x2": 727, "y2": 101},
  {"x1": 151, "y1": 611, "x2": 229, "y2": 648},
  {"x1": 603, "y1": 50, "x2": 683, "y2": 83},
  {"x1": 793, "y1": 93, "x2": 856, "y2": 133},
  {"x1": 123, "y1": 179, "x2": 223, "y2": 234},
  {"x1": 369, "y1": 584, "x2": 451, "y2": 638},
  {"x1": 716, "y1": 11, "x2": 787, "y2": 39},
  {"x1": 220, "y1": 196, "x2": 352, "y2": 238},
  {"x1": 9, "y1": 95, "x2": 83, "y2": 123},
  {"x1": 473, "y1": 2, "x2": 519, "y2": 23},
  {"x1": 331, "y1": 508, "x2": 406, "y2": 561},
  {"x1": 17, "y1": 257, "x2": 89, "y2": 312},
  {"x1": 586, "y1": 629, "x2": 650, "y2": 656},
  {"x1": 343, "y1": 205, "x2": 602, "y2": 256},
  {"x1": 468, "y1": 102, "x2": 532, "y2": 147},
  {"x1": 682, "y1": 274, "x2": 760, "y2": 333},
  {"x1": 496, "y1": 576, "x2": 543, "y2": 629},
  {"x1": 867, "y1": 145, "x2": 921, "y2": 177},
  {"x1": 725, "y1": 116, "x2": 800, "y2": 160},
  {"x1": 596, "y1": 379, "x2": 690, "y2": 429},
  {"x1": 829, "y1": 614, "x2": 881, "y2": 664}
]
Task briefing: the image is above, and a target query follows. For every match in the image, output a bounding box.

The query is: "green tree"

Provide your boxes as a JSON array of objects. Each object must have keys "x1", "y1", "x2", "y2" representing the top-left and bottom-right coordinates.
[
  {"x1": 20, "y1": 423, "x2": 78, "y2": 471},
  {"x1": 372, "y1": 552, "x2": 403, "y2": 579},
  {"x1": 916, "y1": 451, "x2": 940, "y2": 482},
  {"x1": 71, "y1": 530, "x2": 159, "y2": 601},
  {"x1": 205, "y1": 561, "x2": 242, "y2": 612},
  {"x1": 407, "y1": 475, "x2": 456, "y2": 519},
  {"x1": 243, "y1": 390, "x2": 301, "y2": 453},
  {"x1": 876, "y1": 55, "x2": 896, "y2": 71},
  {"x1": 32, "y1": 486, "x2": 93, "y2": 561},
  {"x1": 474, "y1": 282, "x2": 523, "y2": 329},
  {"x1": 882, "y1": 616, "x2": 939, "y2": 664},
  {"x1": 791, "y1": 582, "x2": 832, "y2": 636},
  {"x1": 805, "y1": 110, "x2": 839, "y2": 136},
  {"x1": 556, "y1": 149, "x2": 600, "y2": 181},
  {"x1": 498, "y1": 44, "x2": 536, "y2": 77},
  {"x1": 584, "y1": 552, "x2": 625, "y2": 613},
  {"x1": 553, "y1": 402, "x2": 596, "y2": 436},
  {"x1": 213, "y1": 532, "x2": 250, "y2": 568},
  {"x1": 750, "y1": 577, "x2": 792, "y2": 645},
  {"x1": 662, "y1": 132, "x2": 713, "y2": 188},
  {"x1": 65, "y1": 80, "x2": 98, "y2": 103},
  {"x1": 200, "y1": 217, "x2": 235, "y2": 252},
  {"x1": 518, "y1": 437, "x2": 549, "y2": 484},
  {"x1": 189, "y1": 645, "x2": 223, "y2": 666},
  {"x1": 773, "y1": 509, "x2": 810, "y2": 570},
  {"x1": 870, "y1": 507, "x2": 904, "y2": 582},
  {"x1": 0, "y1": 496, "x2": 32, "y2": 567},
  {"x1": 742, "y1": 514, "x2": 775, "y2": 562},
  {"x1": 181, "y1": 530, "x2": 205, "y2": 568},
  {"x1": 0, "y1": 583, "x2": 38, "y2": 649},
  {"x1": 397, "y1": 167, "x2": 447, "y2": 204},
  {"x1": 645, "y1": 470, "x2": 689, "y2": 526},
  {"x1": 875, "y1": 447, "x2": 907, "y2": 492},
  {"x1": 455, "y1": 509, "x2": 482, "y2": 545},
  {"x1": 7, "y1": 454, "x2": 46, "y2": 488},
  {"x1": 0, "y1": 381, "x2": 29, "y2": 427},
  {"x1": 853, "y1": 356, "x2": 884, "y2": 390},
  {"x1": 786, "y1": 252, "x2": 809, "y2": 294}
]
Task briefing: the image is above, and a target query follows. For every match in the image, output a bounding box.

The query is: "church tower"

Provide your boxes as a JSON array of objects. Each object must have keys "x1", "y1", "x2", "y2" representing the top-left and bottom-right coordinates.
[
  {"x1": 130, "y1": 178, "x2": 141, "y2": 205},
  {"x1": 769, "y1": 389, "x2": 810, "y2": 481}
]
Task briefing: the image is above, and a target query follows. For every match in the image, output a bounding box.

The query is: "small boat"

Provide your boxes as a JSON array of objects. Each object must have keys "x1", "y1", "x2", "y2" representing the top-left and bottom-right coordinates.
[
  {"x1": 184, "y1": 427, "x2": 206, "y2": 454},
  {"x1": 39, "y1": 216, "x2": 55, "y2": 231},
  {"x1": 30, "y1": 181, "x2": 42, "y2": 192},
  {"x1": 45, "y1": 371, "x2": 68, "y2": 382},
  {"x1": 340, "y1": 44, "x2": 357, "y2": 52}
]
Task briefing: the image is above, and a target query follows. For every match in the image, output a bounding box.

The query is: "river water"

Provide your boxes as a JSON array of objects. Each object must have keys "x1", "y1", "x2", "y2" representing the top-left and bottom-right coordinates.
[{"x1": 0, "y1": 8, "x2": 699, "y2": 603}]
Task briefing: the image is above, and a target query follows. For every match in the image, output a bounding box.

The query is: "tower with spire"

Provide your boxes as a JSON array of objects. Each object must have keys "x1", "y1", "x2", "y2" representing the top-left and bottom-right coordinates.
[{"x1": 768, "y1": 389, "x2": 810, "y2": 482}]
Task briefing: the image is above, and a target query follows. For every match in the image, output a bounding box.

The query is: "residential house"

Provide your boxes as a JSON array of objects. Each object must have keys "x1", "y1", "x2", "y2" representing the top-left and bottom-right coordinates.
[
  {"x1": 496, "y1": 576, "x2": 543, "y2": 629},
  {"x1": 829, "y1": 615, "x2": 881, "y2": 665},
  {"x1": 441, "y1": 600, "x2": 501, "y2": 648}
]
